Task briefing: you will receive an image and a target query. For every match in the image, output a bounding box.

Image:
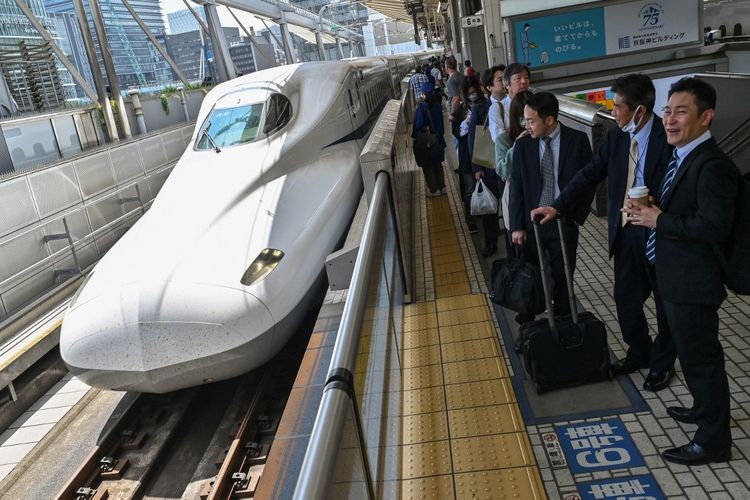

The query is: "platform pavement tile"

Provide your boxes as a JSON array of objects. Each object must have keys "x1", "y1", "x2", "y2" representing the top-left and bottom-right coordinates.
[
  {"x1": 402, "y1": 364, "x2": 444, "y2": 391},
  {"x1": 402, "y1": 328, "x2": 440, "y2": 350},
  {"x1": 435, "y1": 293, "x2": 487, "y2": 312},
  {"x1": 450, "y1": 432, "x2": 535, "y2": 473},
  {"x1": 27, "y1": 390, "x2": 88, "y2": 412},
  {"x1": 402, "y1": 302, "x2": 437, "y2": 318},
  {"x1": 435, "y1": 282, "x2": 471, "y2": 298},
  {"x1": 402, "y1": 411, "x2": 449, "y2": 445},
  {"x1": 8, "y1": 406, "x2": 71, "y2": 429},
  {"x1": 402, "y1": 313, "x2": 438, "y2": 333},
  {"x1": 437, "y1": 307, "x2": 491, "y2": 327},
  {"x1": 439, "y1": 321, "x2": 495, "y2": 344},
  {"x1": 440, "y1": 337, "x2": 500, "y2": 364},
  {"x1": 402, "y1": 344, "x2": 442, "y2": 368},
  {"x1": 434, "y1": 270, "x2": 469, "y2": 288},
  {"x1": 453, "y1": 467, "x2": 545, "y2": 500},
  {"x1": 0, "y1": 423, "x2": 55, "y2": 447},
  {"x1": 442, "y1": 357, "x2": 509, "y2": 385},
  {"x1": 445, "y1": 378, "x2": 515, "y2": 410},
  {"x1": 399, "y1": 474, "x2": 455, "y2": 499},
  {"x1": 401, "y1": 440, "x2": 453, "y2": 479},
  {"x1": 682, "y1": 486, "x2": 710, "y2": 499},
  {"x1": 448, "y1": 403, "x2": 525, "y2": 438},
  {"x1": 0, "y1": 442, "x2": 35, "y2": 466},
  {"x1": 401, "y1": 386, "x2": 446, "y2": 415},
  {"x1": 675, "y1": 471, "x2": 700, "y2": 487},
  {"x1": 725, "y1": 481, "x2": 750, "y2": 499},
  {"x1": 0, "y1": 463, "x2": 14, "y2": 483}
]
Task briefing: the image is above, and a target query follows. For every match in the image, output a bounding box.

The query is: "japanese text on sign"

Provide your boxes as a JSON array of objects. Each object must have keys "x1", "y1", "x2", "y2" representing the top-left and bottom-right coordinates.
[{"x1": 556, "y1": 419, "x2": 645, "y2": 473}]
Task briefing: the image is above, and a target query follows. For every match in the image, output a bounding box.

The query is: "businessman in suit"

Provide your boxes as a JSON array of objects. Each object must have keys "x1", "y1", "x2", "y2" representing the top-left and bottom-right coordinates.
[
  {"x1": 531, "y1": 74, "x2": 677, "y2": 392},
  {"x1": 626, "y1": 77, "x2": 739, "y2": 465},
  {"x1": 509, "y1": 92, "x2": 593, "y2": 321}
]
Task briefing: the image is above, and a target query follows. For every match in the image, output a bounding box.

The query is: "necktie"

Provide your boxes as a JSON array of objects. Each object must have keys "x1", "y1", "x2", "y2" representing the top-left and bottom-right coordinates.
[
  {"x1": 621, "y1": 137, "x2": 638, "y2": 227},
  {"x1": 539, "y1": 136, "x2": 555, "y2": 206},
  {"x1": 646, "y1": 150, "x2": 679, "y2": 264}
]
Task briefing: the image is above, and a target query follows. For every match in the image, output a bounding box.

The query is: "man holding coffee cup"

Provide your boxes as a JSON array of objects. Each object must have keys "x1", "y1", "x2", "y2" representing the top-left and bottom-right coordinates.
[
  {"x1": 531, "y1": 74, "x2": 676, "y2": 392},
  {"x1": 625, "y1": 77, "x2": 739, "y2": 465}
]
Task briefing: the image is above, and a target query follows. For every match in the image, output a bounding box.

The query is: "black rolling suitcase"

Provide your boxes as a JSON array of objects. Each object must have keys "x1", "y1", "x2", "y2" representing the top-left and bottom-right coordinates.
[{"x1": 520, "y1": 218, "x2": 611, "y2": 393}]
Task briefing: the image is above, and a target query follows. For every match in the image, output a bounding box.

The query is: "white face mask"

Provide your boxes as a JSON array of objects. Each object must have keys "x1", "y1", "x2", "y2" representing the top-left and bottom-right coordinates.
[{"x1": 621, "y1": 105, "x2": 644, "y2": 134}]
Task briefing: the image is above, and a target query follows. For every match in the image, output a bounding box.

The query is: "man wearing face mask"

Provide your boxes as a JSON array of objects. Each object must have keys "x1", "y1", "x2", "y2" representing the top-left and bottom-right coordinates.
[{"x1": 531, "y1": 74, "x2": 676, "y2": 392}]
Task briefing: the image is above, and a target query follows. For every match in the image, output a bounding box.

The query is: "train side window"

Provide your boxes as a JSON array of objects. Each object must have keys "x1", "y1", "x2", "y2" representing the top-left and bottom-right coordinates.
[{"x1": 263, "y1": 93, "x2": 293, "y2": 135}]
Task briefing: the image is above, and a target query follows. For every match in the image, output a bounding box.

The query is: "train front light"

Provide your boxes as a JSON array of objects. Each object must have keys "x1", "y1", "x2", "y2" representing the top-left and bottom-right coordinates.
[{"x1": 240, "y1": 248, "x2": 284, "y2": 286}]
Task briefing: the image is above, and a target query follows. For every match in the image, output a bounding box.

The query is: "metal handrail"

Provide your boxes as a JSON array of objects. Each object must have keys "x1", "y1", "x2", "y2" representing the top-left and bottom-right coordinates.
[{"x1": 293, "y1": 171, "x2": 390, "y2": 500}]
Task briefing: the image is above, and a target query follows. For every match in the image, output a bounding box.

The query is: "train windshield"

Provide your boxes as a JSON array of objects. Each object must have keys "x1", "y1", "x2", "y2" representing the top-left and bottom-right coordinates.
[{"x1": 195, "y1": 103, "x2": 264, "y2": 150}]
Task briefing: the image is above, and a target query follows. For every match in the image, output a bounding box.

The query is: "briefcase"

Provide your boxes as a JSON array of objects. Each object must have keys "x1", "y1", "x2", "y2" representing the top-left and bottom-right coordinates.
[
  {"x1": 520, "y1": 218, "x2": 611, "y2": 393},
  {"x1": 489, "y1": 247, "x2": 546, "y2": 317}
]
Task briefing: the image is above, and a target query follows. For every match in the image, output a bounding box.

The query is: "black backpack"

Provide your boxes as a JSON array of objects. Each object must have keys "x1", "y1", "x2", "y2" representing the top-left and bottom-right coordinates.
[{"x1": 717, "y1": 172, "x2": 750, "y2": 295}]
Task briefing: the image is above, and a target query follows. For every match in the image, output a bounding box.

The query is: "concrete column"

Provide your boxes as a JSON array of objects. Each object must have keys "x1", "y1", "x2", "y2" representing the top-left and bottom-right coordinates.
[
  {"x1": 315, "y1": 30, "x2": 326, "y2": 61},
  {"x1": 177, "y1": 86, "x2": 190, "y2": 121},
  {"x1": 335, "y1": 35, "x2": 344, "y2": 59},
  {"x1": 203, "y1": 1, "x2": 236, "y2": 81},
  {"x1": 455, "y1": 0, "x2": 471, "y2": 62},
  {"x1": 127, "y1": 90, "x2": 147, "y2": 135},
  {"x1": 481, "y1": 0, "x2": 506, "y2": 66},
  {"x1": 347, "y1": 38, "x2": 353, "y2": 58},
  {"x1": 72, "y1": 0, "x2": 118, "y2": 141},
  {"x1": 89, "y1": 0, "x2": 131, "y2": 138},
  {"x1": 278, "y1": 13, "x2": 297, "y2": 64}
]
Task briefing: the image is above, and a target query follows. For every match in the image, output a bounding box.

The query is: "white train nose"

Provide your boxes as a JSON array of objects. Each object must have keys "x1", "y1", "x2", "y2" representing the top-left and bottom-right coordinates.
[{"x1": 61, "y1": 282, "x2": 275, "y2": 393}]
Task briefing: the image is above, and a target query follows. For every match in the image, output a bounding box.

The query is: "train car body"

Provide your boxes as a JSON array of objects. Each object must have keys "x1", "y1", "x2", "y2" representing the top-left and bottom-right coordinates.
[{"x1": 60, "y1": 52, "x2": 436, "y2": 393}]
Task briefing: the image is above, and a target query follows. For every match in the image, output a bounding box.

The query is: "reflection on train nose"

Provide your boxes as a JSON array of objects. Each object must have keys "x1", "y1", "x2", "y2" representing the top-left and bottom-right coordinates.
[{"x1": 61, "y1": 282, "x2": 275, "y2": 392}]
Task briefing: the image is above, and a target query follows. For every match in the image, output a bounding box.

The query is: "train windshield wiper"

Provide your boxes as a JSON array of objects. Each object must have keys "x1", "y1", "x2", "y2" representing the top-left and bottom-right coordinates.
[{"x1": 201, "y1": 127, "x2": 222, "y2": 153}]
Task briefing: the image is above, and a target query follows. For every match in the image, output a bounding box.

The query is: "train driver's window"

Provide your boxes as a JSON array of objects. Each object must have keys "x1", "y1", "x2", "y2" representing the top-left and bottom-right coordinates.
[
  {"x1": 195, "y1": 103, "x2": 263, "y2": 150},
  {"x1": 263, "y1": 94, "x2": 293, "y2": 135}
]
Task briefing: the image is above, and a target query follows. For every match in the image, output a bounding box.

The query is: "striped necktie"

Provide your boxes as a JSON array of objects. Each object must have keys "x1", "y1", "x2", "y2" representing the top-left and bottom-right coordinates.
[
  {"x1": 539, "y1": 136, "x2": 555, "y2": 206},
  {"x1": 646, "y1": 149, "x2": 679, "y2": 264}
]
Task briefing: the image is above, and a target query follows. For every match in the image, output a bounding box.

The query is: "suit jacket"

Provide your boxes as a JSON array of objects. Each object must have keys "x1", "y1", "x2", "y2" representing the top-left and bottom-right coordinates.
[
  {"x1": 509, "y1": 123, "x2": 593, "y2": 233},
  {"x1": 553, "y1": 118, "x2": 672, "y2": 255},
  {"x1": 655, "y1": 138, "x2": 739, "y2": 305}
]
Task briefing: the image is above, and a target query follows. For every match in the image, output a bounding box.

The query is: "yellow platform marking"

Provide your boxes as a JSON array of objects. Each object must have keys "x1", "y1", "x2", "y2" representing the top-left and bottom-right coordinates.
[
  {"x1": 440, "y1": 337, "x2": 501, "y2": 364},
  {"x1": 446, "y1": 378, "x2": 516, "y2": 409},
  {"x1": 402, "y1": 313, "x2": 438, "y2": 332},
  {"x1": 402, "y1": 386, "x2": 446, "y2": 415},
  {"x1": 436, "y1": 294, "x2": 488, "y2": 312},
  {"x1": 402, "y1": 411, "x2": 450, "y2": 444},
  {"x1": 438, "y1": 306, "x2": 492, "y2": 326},
  {"x1": 439, "y1": 321, "x2": 496, "y2": 344},
  {"x1": 435, "y1": 282, "x2": 471, "y2": 298},
  {"x1": 401, "y1": 475, "x2": 455, "y2": 500},
  {"x1": 403, "y1": 302, "x2": 437, "y2": 318},
  {"x1": 443, "y1": 357, "x2": 510, "y2": 385},
  {"x1": 402, "y1": 364, "x2": 444, "y2": 391},
  {"x1": 402, "y1": 440, "x2": 453, "y2": 479},
  {"x1": 435, "y1": 270, "x2": 471, "y2": 287},
  {"x1": 402, "y1": 328, "x2": 439, "y2": 350},
  {"x1": 454, "y1": 467, "x2": 546, "y2": 500},
  {"x1": 403, "y1": 344, "x2": 442, "y2": 368},
  {"x1": 448, "y1": 404, "x2": 526, "y2": 438},
  {"x1": 451, "y1": 432, "x2": 535, "y2": 473}
]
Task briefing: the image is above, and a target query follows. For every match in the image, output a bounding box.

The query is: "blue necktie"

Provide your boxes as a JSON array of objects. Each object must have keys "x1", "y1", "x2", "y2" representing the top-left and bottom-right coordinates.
[{"x1": 646, "y1": 150, "x2": 679, "y2": 264}]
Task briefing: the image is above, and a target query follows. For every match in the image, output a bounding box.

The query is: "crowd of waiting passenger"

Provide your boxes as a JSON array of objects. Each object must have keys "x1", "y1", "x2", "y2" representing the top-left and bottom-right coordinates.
[{"x1": 408, "y1": 54, "x2": 747, "y2": 467}]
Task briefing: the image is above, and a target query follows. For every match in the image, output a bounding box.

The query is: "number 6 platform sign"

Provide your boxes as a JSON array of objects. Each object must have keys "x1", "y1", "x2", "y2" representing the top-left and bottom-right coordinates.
[
  {"x1": 461, "y1": 15, "x2": 483, "y2": 28},
  {"x1": 555, "y1": 418, "x2": 645, "y2": 473}
]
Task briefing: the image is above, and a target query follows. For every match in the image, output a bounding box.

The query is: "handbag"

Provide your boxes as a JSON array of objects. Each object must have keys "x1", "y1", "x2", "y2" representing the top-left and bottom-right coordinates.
[
  {"x1": 470, "y1": 179, "x2": 498, "y2": 216},
  {"x1": 489, "y1": 246, "x2": 547, "y2": 317},
  {"x1": 413, "y1": 105, "x2": 445, "y2": 167},
  {"x1": 473, "y1": 102, "x2": 502, "y2": 169}
]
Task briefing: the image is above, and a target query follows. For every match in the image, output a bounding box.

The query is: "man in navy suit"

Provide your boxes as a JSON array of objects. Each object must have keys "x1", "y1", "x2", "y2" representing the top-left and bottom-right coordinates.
[
  {"x1": 626, "y1": 77, "x2": 739, "y2": 465},
  {"x1": 532, "y1": 74, "x2": 677, "y2": 392},
  {"x1": 509, "y1": 92, "x2": 593, "y2": 321}
]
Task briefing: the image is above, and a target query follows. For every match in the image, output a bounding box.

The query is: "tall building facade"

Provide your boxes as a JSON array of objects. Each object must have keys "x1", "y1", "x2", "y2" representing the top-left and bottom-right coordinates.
[
  {"x1": 45, "y1": 0, "x2": 173, "y2": 90},
  {"x1": 167, "y1": 8, "x2": 206, "y2": 35}
]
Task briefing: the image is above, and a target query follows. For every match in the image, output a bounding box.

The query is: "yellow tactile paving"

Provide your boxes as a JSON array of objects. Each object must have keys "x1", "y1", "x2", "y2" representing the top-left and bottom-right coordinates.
[
  {"x1": 451, "y1": 432, "x2": 535, "y2": 473},
  {"x1": 402, "y1": 386, "x2": 446, "y2": 415},
  {"x1": 454, "y1": 467, "x2": 546, "y2": 500},
  {"x1": 445, "y1": 378, "x2": 516, "y2": 409},
  {"x1": 402, "y1": 411, "x2": 450, "y2": 444},
  {"x1": 402, "y1": 440, "x2": 453, "y2": 479},
  {"x1": 403, "y1": 302, "x2": 437, "y2": 317},
  {"x1": 443, "y1": 357, "x2": 510, "y2": 385},
  {"x1": 436, "y1": 294, "x2": 488, "y2": 311},
  {"x1": 402, "y1": 344, "x2": 442, "y2": 368},
  {"x1": 438, "y1": 306, "x2": 492, "y2": 326},
  {"x1": 401, "y1": 474, "x2": 455, "y2": 500},
  {"x1": 448, "y1": 404, "x2": 526, "y2": 438},
  {"x1": 439, "y1": 319, "x2": 496, "y2": 344},
  {"x1": 435, "y1": 282, "x2": 471, "y2": 297},
  {"x1": 440, "y1": 337, "x2": 501, "y2": 364},
  {"x1": 402, "y1": 312, "x2": 438, "y2": 332},
  {"x1": 402, "y1": 328, "x2": 440, "y2": 349},
  {"x1": 402, "y1": 364, "x2": 444, "y2": 390},
  {"x1": 431, "y1": 253, "x2": 466, "y2": 268},
  {"x1": 434, "y1": 270, "x2": 468, "y2": 285}
]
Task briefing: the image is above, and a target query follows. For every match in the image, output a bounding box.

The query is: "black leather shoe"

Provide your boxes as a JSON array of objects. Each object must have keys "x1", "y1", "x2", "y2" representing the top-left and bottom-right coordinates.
[
  {"x1": 612, "y1": 356, "x2": 649, "y2": 375},
  {"x1": 467, "y1": 223, "x2": 479, "y2": 234},
  {"x1": 482, "y1": 243, "x2": 497, "y2": 258},
  {"x1": 662, "y1": 441, "x2": 731, "y2": 465},
  {"x1": 643, "y1": 368, "x2": 675, "y2": 392},
  {"x1": 667, "y1": 406, "x2": 698, "y2": 424}
]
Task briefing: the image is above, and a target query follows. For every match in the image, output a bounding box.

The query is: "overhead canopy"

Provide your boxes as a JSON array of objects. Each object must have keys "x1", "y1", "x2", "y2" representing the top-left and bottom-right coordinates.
[{"x1": 361, "y1": 0, "x2": 442, "y2": 30}]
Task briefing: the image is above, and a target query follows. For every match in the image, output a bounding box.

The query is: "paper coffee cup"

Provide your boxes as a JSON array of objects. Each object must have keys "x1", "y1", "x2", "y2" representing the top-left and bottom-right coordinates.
[{"x1": 628, "y1": 186, "x2": 650, "y2": 206}]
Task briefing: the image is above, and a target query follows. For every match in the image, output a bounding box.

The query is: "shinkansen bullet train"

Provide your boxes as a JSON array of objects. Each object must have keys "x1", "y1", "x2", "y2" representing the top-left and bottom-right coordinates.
[{"x1": 60, "y1": 52, "x2": 437, "y2": 393}]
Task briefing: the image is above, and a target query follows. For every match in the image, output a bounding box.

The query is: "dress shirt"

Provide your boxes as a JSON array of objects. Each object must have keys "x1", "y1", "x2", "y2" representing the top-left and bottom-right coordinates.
[
  {"x1": 630, "y1": 115, "x2": 654, "y2": 187},
  {"x1": 488, "y1": 96, "x2": 506, "y2": 142},
  {"x1": 539, "y1": 123, "x2": 562, "y2": 198},
  {"x1": 672, "y1": 129, "x2": 713, "y2": 171},
  {"x1": 501, "y1": 95, "x2": 511, "y2": 129}
]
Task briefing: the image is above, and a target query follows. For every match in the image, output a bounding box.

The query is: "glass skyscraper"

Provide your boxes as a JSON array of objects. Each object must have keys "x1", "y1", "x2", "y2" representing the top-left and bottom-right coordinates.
[{"x1": 45, "y1": 0, "x2": 173, "y2": 90}]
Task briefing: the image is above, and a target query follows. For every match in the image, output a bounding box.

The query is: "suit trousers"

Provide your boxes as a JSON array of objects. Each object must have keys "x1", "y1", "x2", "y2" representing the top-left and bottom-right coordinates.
[
  {"x1": 479, "y1": 175, "x2": 501, "y2": 247},
  {"x1": 613, "y1": 223, "x2": 676, "y2": 372},
  {"x1": 519, "y1": 221, "x2": 579, "y2": 321},
  {"x1": 663, "y1": 300, "x2": 731, "y2": 449},
  {"x1": 422, "y1": 161, "x2": 446, "y2": 193}
]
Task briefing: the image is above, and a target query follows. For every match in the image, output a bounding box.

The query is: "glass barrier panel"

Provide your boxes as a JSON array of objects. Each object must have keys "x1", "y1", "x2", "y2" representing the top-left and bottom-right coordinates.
[
  {"x1": 3, "y1": 120, "x2": 61, "y2": 171},
  {"x1": 53, "y1": 116, "x2": 83, "y2": 158},
  {"x1": 330, "y1": 396, "x2": 370, "y2": 499},
  {"x1": 75, "y1": 113, "x2": 100, "y2": 149}
]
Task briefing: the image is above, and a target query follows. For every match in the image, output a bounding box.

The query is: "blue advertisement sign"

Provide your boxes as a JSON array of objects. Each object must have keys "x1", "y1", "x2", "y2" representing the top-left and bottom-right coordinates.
[
  {"x1": 513, "y1": 7, "x2": 606, "y2": 67},
  {"x1": 577, "y1": 474, "x2": 665, "y2": 500},
  {"x1": 555, "y1": 418, "x2": 645, "y2": 473}
]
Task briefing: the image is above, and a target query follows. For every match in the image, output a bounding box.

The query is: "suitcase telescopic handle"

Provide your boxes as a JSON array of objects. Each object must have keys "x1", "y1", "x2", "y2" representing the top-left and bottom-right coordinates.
[
  {"x1": 532, "y1": 216, "x2": 556, "y2": 330},
  {"x1": 556, "y1": 218, "x2": 580, "y2": 325}
]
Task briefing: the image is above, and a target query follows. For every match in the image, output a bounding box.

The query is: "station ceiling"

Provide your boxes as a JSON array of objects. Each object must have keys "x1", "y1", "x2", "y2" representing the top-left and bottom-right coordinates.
[{"x1": 362, "y1": 0, "x2": 440, "y2": 23}]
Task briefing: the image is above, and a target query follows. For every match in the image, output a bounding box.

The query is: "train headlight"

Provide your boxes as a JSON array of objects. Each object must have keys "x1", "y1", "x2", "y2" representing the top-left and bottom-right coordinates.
[{"x1": 240, "y1": 248, "x2": 284, "y2": 286}]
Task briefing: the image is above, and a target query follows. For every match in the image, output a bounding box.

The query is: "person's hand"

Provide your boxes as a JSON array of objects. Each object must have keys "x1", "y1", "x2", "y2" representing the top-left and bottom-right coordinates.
[
  {"x1": 475, "y1": 171, "x2": 483, "y2": 181},
  {"x1": 512, "y1": 230, "x2": 527, "y2": 245},
  {"x1": 530, "y1": 206, "x2": 558, "y2": 224},
  {"x1": 621, "y1": 199, "x2": 661, "y2": 228}
]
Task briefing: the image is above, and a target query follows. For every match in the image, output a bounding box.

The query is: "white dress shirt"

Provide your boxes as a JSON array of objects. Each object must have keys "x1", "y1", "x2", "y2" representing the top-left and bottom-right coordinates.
[
  {"x1": 673, "y1": 129, "x2": 713, "y2": 171},
  {"x1": 488, "y1": 96, "x2": 506, "y2": 142}
]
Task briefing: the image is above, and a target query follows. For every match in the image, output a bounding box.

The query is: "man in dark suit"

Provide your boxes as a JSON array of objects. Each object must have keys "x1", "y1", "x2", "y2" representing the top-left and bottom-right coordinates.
[
  {"x1": 626, "y1": 77, "x2": 739, "y2": 465},
  {"x1": 531, "y1": 74, "x2": 677, "y2": 392},
  {"x1": 509, "y1": 92, "x2": 593, "y2": 321}
]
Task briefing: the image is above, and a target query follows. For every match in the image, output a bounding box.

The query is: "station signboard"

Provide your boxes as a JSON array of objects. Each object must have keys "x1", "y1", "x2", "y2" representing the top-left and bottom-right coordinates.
[
  {"x1": 509, "y1": 0, "x2": 701, "y2": 68},
  {"x1": 554, "y1": 418, "x2": 645, "y2": 474},
  {"x1": 461, "y1": 15, "x2": 484, "y2": 28}
]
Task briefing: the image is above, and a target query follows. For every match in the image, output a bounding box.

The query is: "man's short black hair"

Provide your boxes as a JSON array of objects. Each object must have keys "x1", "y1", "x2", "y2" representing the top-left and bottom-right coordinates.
[
  {"x1": 611, "y1": 74, "x2": 656, "y2": 113},
  {"x1": 465, "y1": 60, "x2": 472, "y2": 67},
  {"x1": 481, "y1": 68, "x2": 494, "y2": 89},
  {"x1": 525, "y1": 91, "x2": 559, "y2": 121},
  {"x1": 488, "y1": 64, "x2": 506, "y2": 85},
  {"x1": 668, "y1": 77, "x2": 717, "y2": 114},
  {"x1": 503, "y1": 63, "x2": 530, "y2": 86}
]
